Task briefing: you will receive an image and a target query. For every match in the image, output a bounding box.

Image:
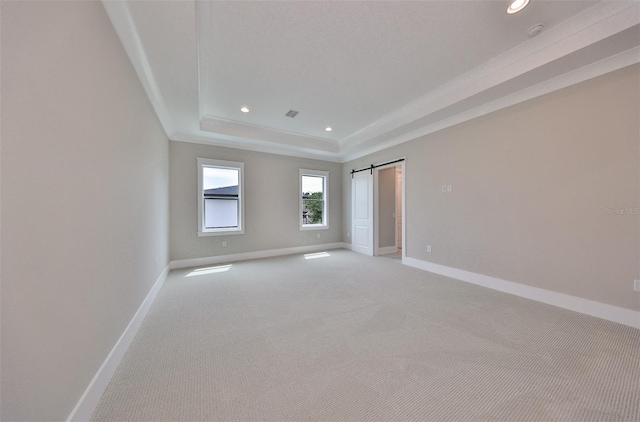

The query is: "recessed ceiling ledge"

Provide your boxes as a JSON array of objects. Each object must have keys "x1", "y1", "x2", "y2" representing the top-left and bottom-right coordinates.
[
  {"x1": 200, "y1": 116, "x2": 339, "y2": 154},
  {"x1": 339, "y1": 1, "x2": 639, "y2": 152}
]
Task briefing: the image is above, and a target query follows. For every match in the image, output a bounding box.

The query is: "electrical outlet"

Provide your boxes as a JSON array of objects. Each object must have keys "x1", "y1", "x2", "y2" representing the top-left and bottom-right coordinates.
[
  {"x1": 427, "y1": 245, "x2": 432, "y2": 253},
  {"x1": 634, "y1": 280, "x2": 640, "y2": 292},
  {"x1": 447, "y1": 185, "x2": 452, "y2": 192},
  {"x1": 222, "y1": 240, "x2": 227, "y2": 247},
  {"x1": 317, "y1": 233, "x2": 321, "y2": 239},
  {"x1": 347, "y1": 232, "x2": 350, "y2": 238},
  {"x1": 441, "y1": 185, "x2": 447, "y2": 193}
]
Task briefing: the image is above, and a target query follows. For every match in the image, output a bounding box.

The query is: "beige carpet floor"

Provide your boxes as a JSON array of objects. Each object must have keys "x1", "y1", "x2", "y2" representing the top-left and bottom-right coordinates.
[{"x1": 92, "y1": 249, "x2": 639, "y2": 421}]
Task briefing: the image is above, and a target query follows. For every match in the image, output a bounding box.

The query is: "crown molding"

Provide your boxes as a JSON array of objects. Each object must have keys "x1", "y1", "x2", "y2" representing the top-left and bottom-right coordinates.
[
  {"x1": 340, "y1": 1, "x2": 640, "y2": 151},
  {"x1": 106, "y1": 0, "x2": 639, "y2": 164},
  {"x1": 101, "y1": 0, "x2": 174, "y2": 137},
  {"x1": 340, "y1": 46, "x2": 640, "y2": 163},
  {"x1": 199, "y1": 116, "x2": 338, "y2": 153},
  {"x1": 170, "y1": 133, "x2": 343, "y2": 163},
  {"x1": 184, "y1": 42, "x2": 639, "y2": 165}
]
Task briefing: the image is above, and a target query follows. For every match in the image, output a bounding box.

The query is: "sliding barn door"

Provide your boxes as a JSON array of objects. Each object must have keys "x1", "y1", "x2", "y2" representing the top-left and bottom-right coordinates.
[{"x1": 352, "y1": 171, "x2": 374, "y2": 256}]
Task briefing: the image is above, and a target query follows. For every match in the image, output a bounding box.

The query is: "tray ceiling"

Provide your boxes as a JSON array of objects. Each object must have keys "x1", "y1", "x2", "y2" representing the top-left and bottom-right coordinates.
[{"x1": 103, "y1": 1, "x2": 640, "y2": 162}]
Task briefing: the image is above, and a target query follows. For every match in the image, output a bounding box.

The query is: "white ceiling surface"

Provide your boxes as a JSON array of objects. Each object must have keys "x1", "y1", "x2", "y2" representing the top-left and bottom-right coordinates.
[{"x1": 103, "y1": 1, "x2": 640, "y2": 162}]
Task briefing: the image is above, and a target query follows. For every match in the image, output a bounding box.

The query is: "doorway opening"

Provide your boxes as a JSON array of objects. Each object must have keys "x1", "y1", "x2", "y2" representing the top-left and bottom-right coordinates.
[
  {"x1": 374, "y1": 163, "x2": 404, "y2": 260},
  {"x1": 350, "y1": 158, "x2": 405, "y2": 260}
]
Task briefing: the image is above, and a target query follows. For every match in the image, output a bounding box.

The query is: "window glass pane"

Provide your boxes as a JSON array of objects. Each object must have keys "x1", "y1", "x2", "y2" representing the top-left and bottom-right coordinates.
[
  {"x1": 302, "y1": 175, "x2": 324, "y2": 200},
  {"x1": 204, "y1": 199, "x2": 238, "y2": 229},
  {"x1": 203, "y1": 166, "x2": 239, "y2": 229},
  {"x1": 302, "y1": 199, "x2": 324, "y2": 225},
  {"x1": 302, "y1": 175, "x2": 324, "y2": 225},
  {"x1": 203, "y1": 167, "x2": 238, "y2": 190}
]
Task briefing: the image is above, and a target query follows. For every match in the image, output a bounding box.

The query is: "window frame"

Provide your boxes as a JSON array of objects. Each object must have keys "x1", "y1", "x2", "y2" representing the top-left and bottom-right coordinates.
[
  {"x1": 197, "y1": 158, "x2": 245, "y2": 236},
  {"x1": 299, "y1": 169, "x2": 329, "y2": 230}
]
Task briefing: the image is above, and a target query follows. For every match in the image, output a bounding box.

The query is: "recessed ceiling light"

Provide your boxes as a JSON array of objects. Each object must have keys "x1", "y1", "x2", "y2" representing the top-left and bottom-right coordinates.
[
  {"x1": 325, "y1": 127, "x2": 332, "y2": 132},
  {"x1": 507, "y1": 0, "x2": 529, "y2": 14},
  {"x1": 240, "y1": 107, "x2": 249, "y2": 113}
]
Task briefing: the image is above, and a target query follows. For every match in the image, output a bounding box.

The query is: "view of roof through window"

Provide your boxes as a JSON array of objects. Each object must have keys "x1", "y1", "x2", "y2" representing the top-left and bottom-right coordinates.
[{"x1": 203, "y1": 167, "x2": 238, "y2": 190}]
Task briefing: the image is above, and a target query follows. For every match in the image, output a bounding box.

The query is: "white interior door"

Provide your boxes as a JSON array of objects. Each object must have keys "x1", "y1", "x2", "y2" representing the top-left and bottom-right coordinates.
[{"x1": 352, "y1": 171, "x2": 373, "y2": 256}]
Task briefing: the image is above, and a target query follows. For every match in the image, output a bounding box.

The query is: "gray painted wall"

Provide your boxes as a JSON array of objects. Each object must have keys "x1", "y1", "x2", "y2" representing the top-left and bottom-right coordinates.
[
  {"x1": 343, "y1": 64, "x2": 640, "y2": 311},
  {"x1": 1, "y1": 2, "x2": 170, "y2": 420},
  {"x1": 170, "y1": 142, "x2": 343, "y2": 261}
]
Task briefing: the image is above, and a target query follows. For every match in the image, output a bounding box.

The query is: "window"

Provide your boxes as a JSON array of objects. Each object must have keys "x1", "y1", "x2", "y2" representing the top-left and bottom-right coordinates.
[
  {"x1": 300, "y1": 169, "x2": 328, "y2": 229},
  {"x1": 197, "y1": 158, "x2": 244, "y2": 236}
]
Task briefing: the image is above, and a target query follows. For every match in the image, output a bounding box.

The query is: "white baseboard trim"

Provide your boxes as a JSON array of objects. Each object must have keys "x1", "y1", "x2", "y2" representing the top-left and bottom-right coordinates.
[
  {"x1": 170, "y1": 242, "x2": 349, "y2": 270},
  {"x1": 377, "y1": 246, "x2": 398, "y2": 255},
  {"x1": 403, "y1": 257, "x2": 639, "y2": 330},
  {"x1": 67, "y1": 265, "x2": 170, "y2": 421}
]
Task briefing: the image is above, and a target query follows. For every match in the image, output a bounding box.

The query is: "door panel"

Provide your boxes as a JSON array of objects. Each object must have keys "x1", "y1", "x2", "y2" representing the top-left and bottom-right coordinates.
[
  {"x1": 354, "y1": 225, "x2": 370, "y2": 248},
  {"x1": 352, "y1": 172, "x2": 373, "y2": 256}
]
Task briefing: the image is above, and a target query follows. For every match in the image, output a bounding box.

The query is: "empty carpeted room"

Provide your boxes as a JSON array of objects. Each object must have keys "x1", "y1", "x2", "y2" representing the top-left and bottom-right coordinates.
[{"x1": 1, "y1": 1, "x2": 639, "y2": 421}]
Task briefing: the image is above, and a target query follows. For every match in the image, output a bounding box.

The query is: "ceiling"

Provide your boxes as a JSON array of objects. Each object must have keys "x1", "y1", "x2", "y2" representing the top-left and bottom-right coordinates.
[{"x1": 103, "y1": 1, "x2": 640, "y2": 162}]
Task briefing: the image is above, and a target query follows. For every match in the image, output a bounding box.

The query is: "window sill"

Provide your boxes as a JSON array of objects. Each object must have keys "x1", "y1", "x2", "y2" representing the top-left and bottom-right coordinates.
[
  {"x1": 300, "y1": 225, "x2": 329, "y2": 231},
  {"x1": 198, "y1": 229, "x2": 244, "y2": 237}
]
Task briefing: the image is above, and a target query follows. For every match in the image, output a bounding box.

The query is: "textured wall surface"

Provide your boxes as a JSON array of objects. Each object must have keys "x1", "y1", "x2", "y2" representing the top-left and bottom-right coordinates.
[
  {"x1": 343, "y1": 64, "x2": 640, "y2": 311},
  {"x1": 170, "y1": 141, "x2": 343, "y2": 261},
  {"x1": 1, "y1": 2, "x2": 169, "y2": 420}
]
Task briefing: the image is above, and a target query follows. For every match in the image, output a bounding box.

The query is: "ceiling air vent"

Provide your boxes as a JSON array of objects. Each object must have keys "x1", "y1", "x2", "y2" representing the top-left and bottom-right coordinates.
[{"x1": 285, "y1": 109, "x2": 299, "y2": 118}]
